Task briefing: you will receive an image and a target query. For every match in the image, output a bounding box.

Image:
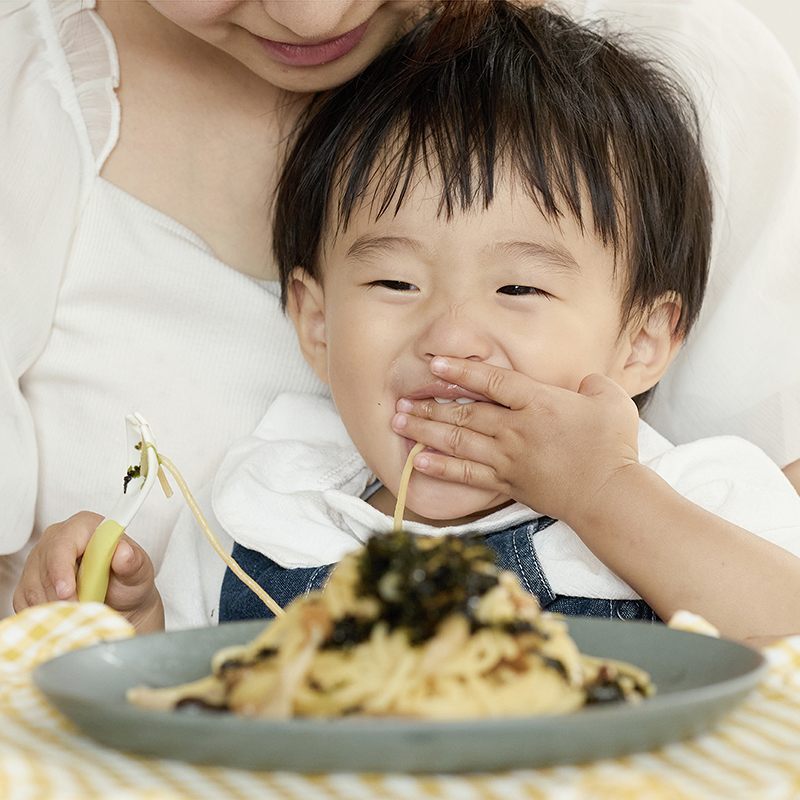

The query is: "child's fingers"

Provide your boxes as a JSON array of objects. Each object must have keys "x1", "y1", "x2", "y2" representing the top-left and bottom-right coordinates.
[
  {"x1": 47, "y1": 513, "x2": 103, "y2": 589},
  {"x1": 105, "y1": 535, "x2": 165, "y2": 632},
  {"x1": 13, "y1": 513, "x2": 103, "y2": 610},
  {"x1": 46, "y1": 513, "x2": 105, "y2": 601},
  {"x1": 109, "y1": 535, "x2": 151, "y2": 586},
  {"x1": 106, "y1": 535, "x2": 156, "y2": 608},
  {"x1": 38, "y1": 542, "x2": 79, "y2": 603},
  {"x1": 392, "y1": 410, "x2": 499, "y2": 465},
  {"x1": 109, "y1": 538, "x2": 138, "y2": 578},
  {"x1": 412, "y1": 450, "x2": 506, "y2": 492},
  {"x1": 428, "y1": 356, "x2": 547, "y2": 410},
  {"x1": 12, "y1": 556, "x2": 52, "y2": 610},
  {"x1": 394, "y1": 394, "x2": 505, "y2": 437},
  {"x1": 578, "y1": 372, "x2": 628, "y2": 401}
]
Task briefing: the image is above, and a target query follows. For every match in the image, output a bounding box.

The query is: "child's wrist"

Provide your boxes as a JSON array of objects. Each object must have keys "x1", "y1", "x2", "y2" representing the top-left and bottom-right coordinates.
[{"x1": 560, "y1": 461, "x2": 654, "y2": 536}]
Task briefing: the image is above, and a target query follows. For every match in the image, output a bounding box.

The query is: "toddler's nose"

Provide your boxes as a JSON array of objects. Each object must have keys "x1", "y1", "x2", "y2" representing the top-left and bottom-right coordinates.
[
  {"x1": 261, "y1": 0, "x2": 368, "y2": 39},
  {"x1": 421, "y1": 305, "x2": 494, "y2": 363}
]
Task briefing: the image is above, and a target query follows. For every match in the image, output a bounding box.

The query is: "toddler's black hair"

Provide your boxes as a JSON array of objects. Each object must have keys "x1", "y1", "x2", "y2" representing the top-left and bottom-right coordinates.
[{"x1": 274, "y1": 0, "x2": 712, "y2": 404}]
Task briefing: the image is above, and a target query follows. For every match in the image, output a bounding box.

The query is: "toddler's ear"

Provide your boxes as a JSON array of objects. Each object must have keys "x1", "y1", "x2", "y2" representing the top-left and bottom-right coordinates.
[
  {"x1": 618, "y1": 294, "x2": 683, "y2": 396},
  {"x1": 286, "y1": 269, "x2": 330, "y2": 385}
]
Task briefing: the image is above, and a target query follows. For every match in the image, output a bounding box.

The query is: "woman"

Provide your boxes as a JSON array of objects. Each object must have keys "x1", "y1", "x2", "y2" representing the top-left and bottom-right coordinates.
[{"x1": 5, "y1": 0, "x2": 800, "y2": 626}]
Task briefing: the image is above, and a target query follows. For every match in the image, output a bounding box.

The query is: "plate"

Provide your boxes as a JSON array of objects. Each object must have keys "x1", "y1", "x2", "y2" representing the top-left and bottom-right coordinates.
[{"x1": 33, "y1": 617, "x2": 766, "y2": 773}]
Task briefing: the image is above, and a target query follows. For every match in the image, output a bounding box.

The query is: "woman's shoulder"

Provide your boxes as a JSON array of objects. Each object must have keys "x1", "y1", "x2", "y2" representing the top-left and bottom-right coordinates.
[
  {"x1": 1, "y1": 0, "x2": 119, "y2": 172},
  {"x1": 0, "y1": 0, "x2": 117, "y2": 378}
]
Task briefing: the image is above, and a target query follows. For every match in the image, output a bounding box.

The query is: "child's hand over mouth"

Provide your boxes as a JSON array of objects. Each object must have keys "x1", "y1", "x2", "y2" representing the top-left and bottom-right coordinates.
[{"x1": 392, "y1": 355, "x2": 641, "y2": 529}]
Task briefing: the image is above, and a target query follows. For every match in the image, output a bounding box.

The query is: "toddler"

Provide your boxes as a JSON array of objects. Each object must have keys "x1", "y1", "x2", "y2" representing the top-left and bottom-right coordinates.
[{"x1": 196, "y1": 0, "x2": 800, "y2": 645}]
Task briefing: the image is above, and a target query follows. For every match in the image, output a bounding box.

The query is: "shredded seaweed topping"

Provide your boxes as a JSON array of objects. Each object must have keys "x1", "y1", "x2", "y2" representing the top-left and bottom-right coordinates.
[
  {"x1": 470, "y1": 618, "x2": 549, "y2": 638},
  {"x1": 584, "y1": 666, "x2": 627, "y2": 705},
  {"x1": 352, "y1": 531, "x2": 499, "y2": 645},
  {"x1": 175, "y1": 697, "x2": 227, "y2": 713},
  {"x1": 321, "y1": 615, "x2": 375, "y2": 650},
  {"x1": 123, "y1": 465, "x2": 141, "y2": 494}
]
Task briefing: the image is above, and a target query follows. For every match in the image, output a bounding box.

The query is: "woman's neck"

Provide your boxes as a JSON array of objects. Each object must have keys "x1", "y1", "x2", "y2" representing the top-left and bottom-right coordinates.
[{"x1": 95, "y1": 0, "x2": 310, "y2": 279}]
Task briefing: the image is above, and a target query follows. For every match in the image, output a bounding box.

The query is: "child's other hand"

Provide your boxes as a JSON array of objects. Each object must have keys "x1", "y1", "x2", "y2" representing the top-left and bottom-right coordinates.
[
  {"x1": 391, "y1": 356, "x2": 641, "y2": 525},
  {"x1": 13, "y1": 511, "x2": 164, "y2": 633}
]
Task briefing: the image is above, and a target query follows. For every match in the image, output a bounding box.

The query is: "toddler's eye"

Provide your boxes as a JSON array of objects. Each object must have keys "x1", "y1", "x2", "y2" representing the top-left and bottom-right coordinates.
[
  {"x1": 369, "y1": 280, "x2": 418, "y2": 292},
  {"x1": 497, "y1": 285, "x2": 547, "y2": 297}
]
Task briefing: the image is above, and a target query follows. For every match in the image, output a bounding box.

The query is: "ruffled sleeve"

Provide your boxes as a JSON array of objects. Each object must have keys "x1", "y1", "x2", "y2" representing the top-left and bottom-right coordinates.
[{"x1": 0, "y1": 0, "x2": 118, "y2": 551}]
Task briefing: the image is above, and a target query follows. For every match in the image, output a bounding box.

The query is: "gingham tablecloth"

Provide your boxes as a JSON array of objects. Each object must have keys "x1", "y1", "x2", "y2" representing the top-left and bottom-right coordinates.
[{"x1": 2, "y1": 602, "x2": 800, "y2": 800}]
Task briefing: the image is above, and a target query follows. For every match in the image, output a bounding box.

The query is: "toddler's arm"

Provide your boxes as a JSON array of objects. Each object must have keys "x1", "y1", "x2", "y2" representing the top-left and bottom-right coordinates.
[
  {"x1": 13, "y1": 511, "x2": 164, "y2": 633},
  {"x1": 392, "y1": 356, "x2": 800, "y2": 647}
]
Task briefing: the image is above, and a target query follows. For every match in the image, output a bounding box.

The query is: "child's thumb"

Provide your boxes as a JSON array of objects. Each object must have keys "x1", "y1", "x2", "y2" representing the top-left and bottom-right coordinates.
[
  {"x1": 577, "y1": 372, "x2": 619, "y2": 398},
  {"x1": 110, "y1": 536, "x2": 150, "y2": 584}
]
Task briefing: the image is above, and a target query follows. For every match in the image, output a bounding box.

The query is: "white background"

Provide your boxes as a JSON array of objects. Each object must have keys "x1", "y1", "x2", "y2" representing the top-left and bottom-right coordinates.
[{"x1": 740, "y1": 0, "x2": 800, "y2": 74}]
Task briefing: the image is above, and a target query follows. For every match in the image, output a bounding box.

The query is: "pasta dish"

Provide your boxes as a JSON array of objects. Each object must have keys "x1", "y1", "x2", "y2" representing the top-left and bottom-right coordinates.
[{"x1": 128, "y1": 531, "x2": 654, "y2": 719}]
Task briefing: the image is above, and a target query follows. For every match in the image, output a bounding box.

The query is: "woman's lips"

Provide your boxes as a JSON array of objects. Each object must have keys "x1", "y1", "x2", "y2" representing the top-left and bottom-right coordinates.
[{"x1": 254, "y1": 20, "x2": 369, "y2": 67}]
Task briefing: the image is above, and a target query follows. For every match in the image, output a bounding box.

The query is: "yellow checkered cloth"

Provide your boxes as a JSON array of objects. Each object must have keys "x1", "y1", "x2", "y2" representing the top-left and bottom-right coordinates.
[{"x1": 2, "y1": 602, "x2": 799, "y2": 800}]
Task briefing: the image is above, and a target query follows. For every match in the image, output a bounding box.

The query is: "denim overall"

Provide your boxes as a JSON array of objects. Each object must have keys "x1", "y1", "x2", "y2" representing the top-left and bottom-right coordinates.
[{"x1": 219, "y1": 516, "x2": 661, "y2": 624}]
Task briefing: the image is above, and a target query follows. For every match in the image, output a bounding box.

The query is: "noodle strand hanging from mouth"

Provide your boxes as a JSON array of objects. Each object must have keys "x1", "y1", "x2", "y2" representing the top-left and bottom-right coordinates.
[{"x1": 394, "y1": 442, "x2": 426, "y2": 532}]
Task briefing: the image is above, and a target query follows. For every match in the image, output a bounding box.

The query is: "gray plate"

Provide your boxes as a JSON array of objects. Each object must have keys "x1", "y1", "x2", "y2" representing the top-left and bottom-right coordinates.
[{"x1": 33, "y1": 617, "x2": 766, "y2": 773}]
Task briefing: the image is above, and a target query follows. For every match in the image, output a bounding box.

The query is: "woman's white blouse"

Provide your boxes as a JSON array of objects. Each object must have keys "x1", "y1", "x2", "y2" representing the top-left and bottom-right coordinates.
[
  {"x1": 0, "y1": 0, "x2": 327, "y2": 613},
  {"x1": 1, "y1": 0, "x2": 799, "y2": 617}
]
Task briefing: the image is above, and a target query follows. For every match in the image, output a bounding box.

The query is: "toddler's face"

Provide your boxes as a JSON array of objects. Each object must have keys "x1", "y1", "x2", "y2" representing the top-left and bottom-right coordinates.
[
  {"x1": 147, "y1": 0, "x2": 422, "y2": 93},
  {"x1": 293, "y1": 180, "x2": 646, "y2": 525}
]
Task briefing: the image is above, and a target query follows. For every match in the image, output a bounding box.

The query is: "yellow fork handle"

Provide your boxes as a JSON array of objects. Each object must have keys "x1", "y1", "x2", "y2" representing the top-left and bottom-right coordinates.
[{"x1": 76, "y1": 519, "x2": 126, "y2": 604}]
